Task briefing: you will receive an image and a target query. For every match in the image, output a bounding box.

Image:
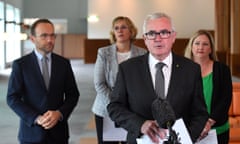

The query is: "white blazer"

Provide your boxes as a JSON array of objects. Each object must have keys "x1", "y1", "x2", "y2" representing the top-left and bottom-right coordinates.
[{"x1": 92, "y1": 44, "x2": 147, "y2": 117}]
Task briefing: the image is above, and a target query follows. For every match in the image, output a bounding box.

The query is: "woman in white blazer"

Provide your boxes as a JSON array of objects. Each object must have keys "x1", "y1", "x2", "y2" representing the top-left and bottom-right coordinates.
[{"x1": 92, "y1": 16, "x2": 147, "y2": 144}]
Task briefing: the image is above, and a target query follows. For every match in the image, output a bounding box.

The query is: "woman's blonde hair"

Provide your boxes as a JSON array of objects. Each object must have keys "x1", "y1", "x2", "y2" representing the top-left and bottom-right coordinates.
[
  {"x1": 184, "y1": 30, "x2": 218, "y2": 61},
  {"x1": 109, "y1": 16, "x2": 137, "y2": 44}
]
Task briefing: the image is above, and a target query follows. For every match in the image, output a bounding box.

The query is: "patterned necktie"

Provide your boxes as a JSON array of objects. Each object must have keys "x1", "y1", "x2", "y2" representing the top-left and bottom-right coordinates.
[
  {"x1": 155, "y1": 62, "x2": 165, "y2": 99},
  {"x1": 42, "y1": 56, "x2": 49, "y2": 89}
]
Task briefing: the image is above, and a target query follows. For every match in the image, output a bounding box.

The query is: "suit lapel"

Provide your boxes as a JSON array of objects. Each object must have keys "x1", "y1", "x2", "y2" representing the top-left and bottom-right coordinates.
[
  {"x1": 109, "y1": 45, "x2": 118, "y2": 85},
  {"x1": 130, "y1": 44, "x2": 138, "y2": 57},
  {"x1": 142, "y1": 54, "x2": 157, "y2": 98},
  {"x1": 167, "y1": 54, "x2": 182, "y2": 101},
  {"x1": 30, "y1": 52, "x2": 47, "y2": 90},
  {"x1": 49, "y1": 54, "x2": 59, "y2": 90}
]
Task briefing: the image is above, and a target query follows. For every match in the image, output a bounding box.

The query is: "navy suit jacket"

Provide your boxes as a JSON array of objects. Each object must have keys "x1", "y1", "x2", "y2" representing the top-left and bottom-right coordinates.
[
  {"x1": 107, "y1": 53, "x2": 208, "y2": 143},
  {"x1": 7, "y1": 52, "x2": 79, "y2": 143}
]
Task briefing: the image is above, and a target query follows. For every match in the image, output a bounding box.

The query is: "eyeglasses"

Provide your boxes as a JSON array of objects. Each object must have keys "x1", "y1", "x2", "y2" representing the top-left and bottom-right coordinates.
[
  {"x1": 113, "y1": 25, "x2": 128, "y2": 31},
  {"x1": 35, "y1": 33, "x2": 56, "y2": 40},
  {"x1": 145, "y1": 30, "x2": 174, "y2": 40}
]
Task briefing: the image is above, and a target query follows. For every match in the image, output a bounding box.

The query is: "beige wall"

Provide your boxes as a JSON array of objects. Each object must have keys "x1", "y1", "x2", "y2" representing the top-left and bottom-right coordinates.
[{"x1": 88, "y1": 0, "x2": 214, "y2": 38}]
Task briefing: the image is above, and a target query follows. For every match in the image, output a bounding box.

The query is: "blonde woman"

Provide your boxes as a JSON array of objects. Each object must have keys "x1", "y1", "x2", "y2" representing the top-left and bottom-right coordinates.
[
  {"x1": 92, "y1": 16, "x2": 147, "y2": 144},
  {"x1": 185, "y1": 30, "x2": 232, "y2": 144}
]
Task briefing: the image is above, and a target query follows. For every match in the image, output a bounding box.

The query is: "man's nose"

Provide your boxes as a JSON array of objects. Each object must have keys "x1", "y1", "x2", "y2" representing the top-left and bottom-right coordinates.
[{"x1": 155, "y1": 34, "x2": 163, "y2": 41}]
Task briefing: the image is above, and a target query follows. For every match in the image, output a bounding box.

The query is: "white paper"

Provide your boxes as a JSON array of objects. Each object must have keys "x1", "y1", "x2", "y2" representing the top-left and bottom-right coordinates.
[
  {"x1": 195, "y1": 129, "x2": 218, "y2": 144},
  {"x1": 103, "y1": 116, "x2": 127, "y2": 141},
  {"x1": 137, "y1": 118, "x2": 192, "y2": 144}
]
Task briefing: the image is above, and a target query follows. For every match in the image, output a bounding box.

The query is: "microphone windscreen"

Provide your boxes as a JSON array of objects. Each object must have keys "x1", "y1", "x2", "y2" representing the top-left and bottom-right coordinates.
[{"x1": 151, "y1": 98, "x2": 176, "y2": 129}]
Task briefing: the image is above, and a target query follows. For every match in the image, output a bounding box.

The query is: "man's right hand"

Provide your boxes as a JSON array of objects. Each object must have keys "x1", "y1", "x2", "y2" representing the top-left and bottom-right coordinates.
[
  {"x1": 36, "y1": 110, "x2": 61, "y2": 129},
  {"x1": 141, "y1": 120, "x2": 167, "y2": 143}
]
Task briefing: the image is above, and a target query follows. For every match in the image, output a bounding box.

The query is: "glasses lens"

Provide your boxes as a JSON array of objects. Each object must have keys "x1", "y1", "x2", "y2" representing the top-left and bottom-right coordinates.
[
  {"x1": 114, "y1": 26, "x2": 128, "y2": 31},
  {"x1": 37, "y1": 33, "x2": 56, "y2": 39},
  {"x1": 145, "y1": 30, "x2": 172, "y2": 40},
  {"x1": 160, "y1": 30, "x2": 171, "y2": 38},
  {"x1": 145, "y1": 31, "x2": 156, "y2": 40}
]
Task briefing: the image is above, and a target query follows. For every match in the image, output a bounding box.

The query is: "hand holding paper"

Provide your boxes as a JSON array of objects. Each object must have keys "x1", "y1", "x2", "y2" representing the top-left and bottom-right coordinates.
[
  {"x1": 151, "y1": 98, "x2": 181, "y2": 143},
  {"x1": 137, "y1": 118, "x2": 192, "y2": 144}
]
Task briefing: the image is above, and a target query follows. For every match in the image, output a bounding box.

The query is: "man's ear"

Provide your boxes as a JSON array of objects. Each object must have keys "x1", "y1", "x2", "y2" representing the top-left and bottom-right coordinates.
[
  {"x1": 142, "y1": 34, "x2": 146, "y2": 40},
  {"x1": 143, "y1": 35, "x2": 148, "y2": 46},
  {"x1": 29, "y1": 35, "x2": 35, "y2": 43},
  {"x1": 171, "y1": 32, "x2": 177, "y2": 43}
]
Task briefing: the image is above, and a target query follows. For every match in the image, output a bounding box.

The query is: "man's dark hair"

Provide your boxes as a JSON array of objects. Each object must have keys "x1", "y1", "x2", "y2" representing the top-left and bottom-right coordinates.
[{"x1": 30, "y1": 19, "x2": 54, "y2": 36}]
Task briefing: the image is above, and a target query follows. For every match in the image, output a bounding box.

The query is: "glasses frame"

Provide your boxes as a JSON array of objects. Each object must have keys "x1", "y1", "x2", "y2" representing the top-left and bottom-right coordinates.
[
  {"x1": 113, "y1": 25, "x2": 128, "y2": 31},
  {"x1": 145, "y1": 30, "x2": 174, "y2": 40},
  {"x1": 35, "y1": 33, "x2": 57, "y2": 40}
]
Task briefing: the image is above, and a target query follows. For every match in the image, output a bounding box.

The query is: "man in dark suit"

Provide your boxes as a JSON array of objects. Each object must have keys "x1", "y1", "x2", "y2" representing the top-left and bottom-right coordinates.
[
  {"x1": 107, "y1": 12, "x2": 209, "y2": 144},
  {"x1": 6, "y1": 19, "x2": 80, "y2": 144}
]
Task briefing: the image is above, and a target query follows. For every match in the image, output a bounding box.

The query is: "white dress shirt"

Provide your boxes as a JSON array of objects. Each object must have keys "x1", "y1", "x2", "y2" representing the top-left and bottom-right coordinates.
[
  {"x1": 148, "y1": 52, "x2": 173, "y2": 98},
  {"x1": 34, "y1": 49, "x2": 52, "y2": 77}
]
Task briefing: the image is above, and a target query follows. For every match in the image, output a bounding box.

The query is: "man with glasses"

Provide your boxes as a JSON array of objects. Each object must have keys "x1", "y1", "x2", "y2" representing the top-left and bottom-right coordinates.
[
  {"x1": 107, "y1": 12, "x2": 208, "y2": 144},
  {"x1": 7, "y1": 19, "x2": 80, "y2": 144}
]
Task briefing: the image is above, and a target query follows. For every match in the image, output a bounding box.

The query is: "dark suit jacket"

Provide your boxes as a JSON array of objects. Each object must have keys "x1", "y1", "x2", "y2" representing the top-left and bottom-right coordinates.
[
  {"x1": 7, "y1": 52, "x2": 79, "y2": 143},
  {"x1": 107, "y1": 53, "x2": 208, "y2": 144}
]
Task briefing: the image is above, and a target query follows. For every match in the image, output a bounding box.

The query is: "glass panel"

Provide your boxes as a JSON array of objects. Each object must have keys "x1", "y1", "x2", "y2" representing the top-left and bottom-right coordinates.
[
  {"x1": 5, "y1": 4, "x2": 21, "y2": 64},
  {"x1": 0, "y1": 1, "x2": 4, "y2": 70},
  {"x1": 13, "y1": 8, "x2": 21, "y2": 60}
]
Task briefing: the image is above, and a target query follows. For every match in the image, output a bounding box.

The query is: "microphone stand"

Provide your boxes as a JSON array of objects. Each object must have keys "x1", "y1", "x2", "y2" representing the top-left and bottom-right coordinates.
[{"x1": 163, "y1": 122, "x2": 181, "y2": 144}]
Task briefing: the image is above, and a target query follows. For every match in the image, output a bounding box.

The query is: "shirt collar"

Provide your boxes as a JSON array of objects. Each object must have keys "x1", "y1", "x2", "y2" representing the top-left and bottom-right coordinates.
[
  {"x1": 149, "y1": 52, "x2": 172, "y2": 69},
  {"x1": 34, "y1": 49, "x2": 51, "y2": 61}
]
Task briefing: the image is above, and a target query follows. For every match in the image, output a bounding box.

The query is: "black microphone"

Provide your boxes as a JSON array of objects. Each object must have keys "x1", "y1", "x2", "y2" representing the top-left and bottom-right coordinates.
[
  {"x1": 151, "y1": 98, "x2": 181, "y2": 144},
  {"x1": 152, "y1": 98, "x2": 176, "y2": 128}
]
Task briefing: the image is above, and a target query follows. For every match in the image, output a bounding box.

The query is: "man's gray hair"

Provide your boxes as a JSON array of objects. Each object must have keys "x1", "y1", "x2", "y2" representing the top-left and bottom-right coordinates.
[{"x1": 142, "y1": 12, "x2": 175, "y2": 34}]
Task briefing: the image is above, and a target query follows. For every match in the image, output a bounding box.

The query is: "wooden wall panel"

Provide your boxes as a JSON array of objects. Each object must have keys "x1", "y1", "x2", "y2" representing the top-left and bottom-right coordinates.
[
  {"x1": 230, "y1": 53, "x2": 240, "y2": 78},
  {"x1": 63, "y1": 34, "x2": 86, "y2": 59},
  {"x1": 84, "y1": 39, "x2": 109, "y2": 63},
  {"x1": 215, "y1": 0, "x2": 230, "y2": 59},
  {"x1": 53, "y1": 34, "x2": 86, "y2": 59},
  {"x1": 53, "y1": 34, "x2": 63, "y2": 55},
  {"x1": 215, "y1": 0, "x2": 240, "y2": 78},
  {"x1": 84, "y1": 38, "x2": 189, "y2": 64},
  {"x1": 230, "y1": 0, "x2": 240, "y2": 78}
]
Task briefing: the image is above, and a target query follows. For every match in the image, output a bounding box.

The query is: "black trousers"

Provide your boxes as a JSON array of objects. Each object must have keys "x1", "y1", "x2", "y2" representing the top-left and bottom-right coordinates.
[
  {"x1": 217, "y1": 130, "x2": 229, "y2": 144},
  {"x1": 95, "y1": 114, "x2": 126, "y2": 144}
]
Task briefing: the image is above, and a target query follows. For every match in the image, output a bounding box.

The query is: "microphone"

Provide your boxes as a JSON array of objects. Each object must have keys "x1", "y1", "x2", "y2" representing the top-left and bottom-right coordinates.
[
  {"x1": 151, "y1": 98, "x2": 176, "y2": 128},
  {"x1": 151, "y1": 98, "x2": 181, "y2": 144}
]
